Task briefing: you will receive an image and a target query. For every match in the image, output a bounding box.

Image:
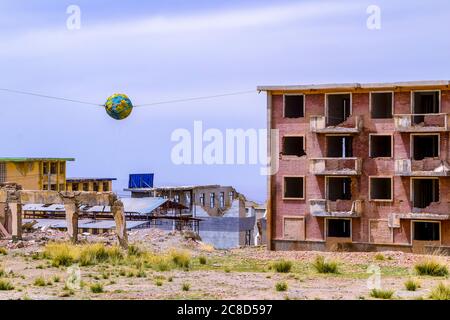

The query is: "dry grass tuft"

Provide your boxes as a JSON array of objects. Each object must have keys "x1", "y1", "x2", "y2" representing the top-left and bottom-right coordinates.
[
  {"x1": 169, "y1": 249, "x2": 191, "y2": 269},
  {"x1": 312, "y1": 255, "x2": 338, "y2": 274},
  {"x1": 370, "y1": 288, "x2": 394, "y2": 299},
  {"x1": 414, "y1": 258, "x2": 448, "y2": 277},
  {"x1": 429, "y1": 282, "x2": 450, "y2": 300}
]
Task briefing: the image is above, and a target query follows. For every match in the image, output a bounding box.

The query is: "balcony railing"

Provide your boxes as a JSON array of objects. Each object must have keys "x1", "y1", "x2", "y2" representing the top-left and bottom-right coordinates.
[
  {"x1": 309, "y1": 157, "x2": 362, "y2": 176},
  {"x1": 393, "y1": 113, "x2": 449, "y2": 132},
  {"x1": 309, "y1": 199, "x2": 363, "y2": 217},
  {"x1": 310, "y1": 115, "x2": 363, "y2": 133},
  {"x1": 395, "y1": 159, "x2": 450, "y2": 176}
]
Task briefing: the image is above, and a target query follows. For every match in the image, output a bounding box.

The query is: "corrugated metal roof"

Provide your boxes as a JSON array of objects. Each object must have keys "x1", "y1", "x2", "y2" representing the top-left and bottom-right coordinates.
[
  {"x1": 79, "y1": 205, "x2": 111, "y2": 213},
  {"x1": 120, "y1": 197, "x2": 168, "y2": 214},
  {"x1": 23, "y1": 219, "x2": 147, "y2": 230},
  {"x1": 22, "y1": 198, "x2": 169, "y2": 215},
  {"x1": 22, "y1": 204, "x2": 66, "y2": 212}
]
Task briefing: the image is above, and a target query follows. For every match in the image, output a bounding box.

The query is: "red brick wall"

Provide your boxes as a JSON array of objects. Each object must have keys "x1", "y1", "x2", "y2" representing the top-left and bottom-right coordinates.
[{"x1": 271, "y1": 89, "x2": 450, "y2": 247}]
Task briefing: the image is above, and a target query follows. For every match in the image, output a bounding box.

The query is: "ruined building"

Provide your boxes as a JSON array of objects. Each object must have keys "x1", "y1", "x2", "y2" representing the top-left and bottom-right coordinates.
[
  {"x1": 125, "y1": 184, "x2": 256, "y2": 249},
  {"x1": 259, "y1": 80, "x2": 450, "y2": 253}
]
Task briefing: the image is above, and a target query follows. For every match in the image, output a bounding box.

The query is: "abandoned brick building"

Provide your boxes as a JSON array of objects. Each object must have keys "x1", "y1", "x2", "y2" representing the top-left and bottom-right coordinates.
[{"x1": 258, "y1": 80, "x2": 450, "y2": 252}]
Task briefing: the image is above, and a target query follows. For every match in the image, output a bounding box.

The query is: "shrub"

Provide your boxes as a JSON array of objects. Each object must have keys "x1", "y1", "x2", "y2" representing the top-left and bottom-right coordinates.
[
  {"x1": 168, "y1": 277, "x2": 173, "y2": 282},
  {"x1": 155, "y1": 280, "x2": 163, "y2": 286},
  {"x1": 0, "y1": 247, "x2": 7, "y2": 255},
  {"x1": 374, "y1": 253, "x2": 385, "y2": 261},
  {"x1": 90, "y1": 283, "x2": 104, "y2": 294},
  {"x1": 155, "y1": 260, "x2": 171, "y2": 272},
  {"x1": 275, "y1": 281, "x2": 288, "y2": 292},
  {"x1": 34, "y1": 277, "x2": 47, "y2": 287},
  {"x1": 0, "y1": 268, "x2": 6, "y2": 277},
  {"x1": 79, "y1": 243, "x2": 111, "y2": 266},
  {"x1": 312, "y1": 255, "x2": 338, "y2": 274},
  {"x1": 127, "y1": 244, "x2": 142, "y2": 257},
  {"x1": 169, "y1": 249, "x2": 191, "y2": 269},
  {"x1": 136, "y1": 269, "x2": 146, "y2": 278},
  {"x1": 43, "y1": 242, "x2": 125, "y2": 267},
  {"x1": 404, "y1": 279, "x2": 420, "y2": 291},
  {"x1": 31, "y1": 252, "x2": 41, "y2": 260},
  {"x1": 182, "y1": 283, "x2": 190, "y2": 291},
  {"x1": 106, "y1": 246, "x2": 124, "y2": 264},
  {"x1": 144, "y1": 253, "x2": 172, "y2": 272},
  {"x1": 271, "y1": 260, "x2": 293, "y2": 273},
  {"x1": 52, "y1": 276, "x2": 61, "y2": 283},
  {"x1": 370, "y1": 289, "x2": 394, "y2": 299},
  {"x1": 198, "y1": 256, "x2": 207, "y2": 265},
  {"x1": 0, "y1": 279, "x2": 14, "y2": 291},
  {"x1": 43, "y1": 243, "x2": 76, "y2": 267},
  {"x1": 429, "y1": 283, "x2": 450, "y2": 300},
  {"x1": 414, "y1": 259, "x2": 448, "y2": 277}
]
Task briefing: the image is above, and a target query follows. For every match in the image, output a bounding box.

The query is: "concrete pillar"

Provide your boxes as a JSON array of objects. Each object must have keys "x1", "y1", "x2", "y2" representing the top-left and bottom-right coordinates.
[
  {"x1": 9, "y1": 202, "x2": 22, "y2": 241},
  {"x1": 64, "y1": 202, "x2": 78, "y2": 243},
  {"x1": 112, "y1": 199, "x2": 128, "y2": 249}
]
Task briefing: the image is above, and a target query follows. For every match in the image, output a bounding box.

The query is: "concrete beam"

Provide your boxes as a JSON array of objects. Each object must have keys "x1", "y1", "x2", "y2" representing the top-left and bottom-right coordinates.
[
  {"x1": 112, "y1": 198, "x2": 128, "y2": 249},
  {"x1": 63, "y1": 201, "x2": 78, "y2": 243},
  {"x1": 9, "y1": 203, "x2": 22, "y2": 241},
  {"x1": 0, "y1": 184, "x2": 127, "y2": 246}
]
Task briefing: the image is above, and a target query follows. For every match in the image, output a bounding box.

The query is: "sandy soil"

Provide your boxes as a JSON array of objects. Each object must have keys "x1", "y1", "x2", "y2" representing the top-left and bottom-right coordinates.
[{"x1": 0, "y1": 229, "x2": 449, "y2": 300}]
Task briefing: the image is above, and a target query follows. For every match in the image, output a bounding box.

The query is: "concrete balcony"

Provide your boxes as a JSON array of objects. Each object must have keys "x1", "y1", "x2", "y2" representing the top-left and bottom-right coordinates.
[
  {"x1": 309, "y1": 157, "x2": 362, "y2": 176},
  {"x1": 309, "y1": 199, "x2": 363, "y2": 217},
  {"x1": 394, "y1": 159, "x2": 450, "y2": 177},
  {"x1": 393, "y1": 113, "x2": 449, "y2": 132},
  {"x1": 310, "y1": 115, "x2": 363, "y2": 134}
]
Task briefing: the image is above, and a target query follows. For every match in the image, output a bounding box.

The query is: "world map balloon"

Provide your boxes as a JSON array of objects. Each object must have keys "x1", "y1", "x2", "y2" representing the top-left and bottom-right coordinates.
[{"x1": 104, "y1": 93, "x2": 133, "y2": 120}]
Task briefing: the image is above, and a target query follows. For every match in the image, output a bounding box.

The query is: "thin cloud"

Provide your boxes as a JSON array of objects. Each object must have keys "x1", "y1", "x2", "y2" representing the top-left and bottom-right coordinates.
[{"x1": 0, "y1": 1, "x2": 359, "y2": 54}]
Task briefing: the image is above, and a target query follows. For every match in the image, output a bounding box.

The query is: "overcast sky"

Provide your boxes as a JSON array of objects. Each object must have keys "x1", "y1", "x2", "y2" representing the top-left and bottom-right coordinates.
[{"x1": 1, "y1": 0, "x2": 449, "y2": 202}]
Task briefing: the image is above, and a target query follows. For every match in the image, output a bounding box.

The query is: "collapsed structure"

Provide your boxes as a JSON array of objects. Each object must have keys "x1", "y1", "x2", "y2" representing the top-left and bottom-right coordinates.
[
  {"x1": 0, "y1": 183, "x2": 128, "y2": 248},
  {"x1": 259, "y1": 80, "x2": 450, "y2": 253},
  {"x1": 125, "y1": 185, "x2": 258, "y2": 249}
]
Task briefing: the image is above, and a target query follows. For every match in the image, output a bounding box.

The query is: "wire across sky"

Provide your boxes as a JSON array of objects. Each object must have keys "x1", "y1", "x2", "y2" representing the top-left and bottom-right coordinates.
[{"x1": 0, "y1": 87, "x2": 257, "y2": 108}]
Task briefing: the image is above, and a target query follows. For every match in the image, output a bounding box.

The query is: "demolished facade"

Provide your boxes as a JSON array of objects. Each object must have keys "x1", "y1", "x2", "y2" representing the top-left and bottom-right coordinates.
[
  {"x1": 125, "y1": 185, "x2": 256, "y2": 249},
  {"x1": 0, "y1": 183, "x2": 128, "y2": 248}
]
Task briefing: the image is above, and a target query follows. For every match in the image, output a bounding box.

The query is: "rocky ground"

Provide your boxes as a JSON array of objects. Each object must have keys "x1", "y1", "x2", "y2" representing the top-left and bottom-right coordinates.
[{"x1": 0, "y1": 228, "x2": 449, "y2": 300}]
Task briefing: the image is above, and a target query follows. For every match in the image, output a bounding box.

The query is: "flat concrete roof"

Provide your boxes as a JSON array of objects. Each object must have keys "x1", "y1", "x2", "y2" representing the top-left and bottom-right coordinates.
[
  {"x1": 257, "y1": 80, "x2": 450, "y2": 92},
  {"x1": 0, "y1": 157, "x2": 75, "y2": 162}
]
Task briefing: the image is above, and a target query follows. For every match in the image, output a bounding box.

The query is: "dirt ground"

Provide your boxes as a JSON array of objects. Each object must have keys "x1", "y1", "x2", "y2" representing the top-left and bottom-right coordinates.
[{"x1": 0, "y1": 228, "x2": 449, "y2": 300}]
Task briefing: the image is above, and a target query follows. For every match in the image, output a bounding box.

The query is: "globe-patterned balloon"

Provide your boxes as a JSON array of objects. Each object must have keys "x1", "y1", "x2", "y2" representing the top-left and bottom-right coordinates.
[{"x1": 104, "y1": 94, "x2": 133, "y2": 120}]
